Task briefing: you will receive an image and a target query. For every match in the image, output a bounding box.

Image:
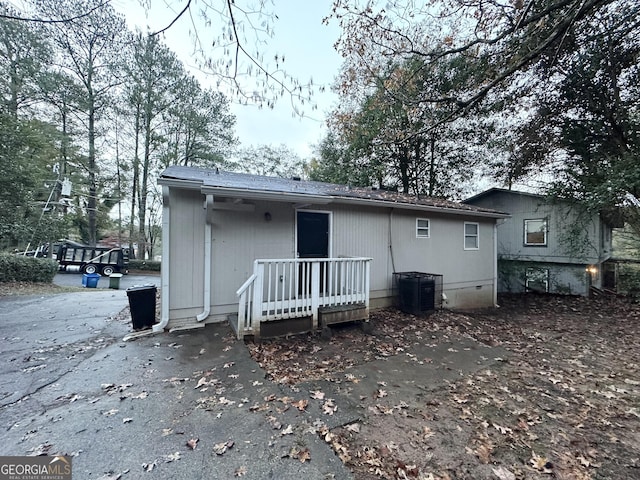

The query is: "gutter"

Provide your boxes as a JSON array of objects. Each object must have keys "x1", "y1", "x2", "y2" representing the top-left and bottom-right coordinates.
[
  {"x1": 196, "y1": 194, "x2": 214, "y2": 322},
  {"x1": 153, "y1": 186, "x2": 171, "y2": 332},
  {"x1": 199, "y1": 186, "x2": 508, "y2": 219}
]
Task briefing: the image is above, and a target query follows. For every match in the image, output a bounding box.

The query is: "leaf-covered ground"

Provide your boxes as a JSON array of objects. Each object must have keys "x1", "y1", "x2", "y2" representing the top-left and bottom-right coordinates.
[{"x1": 249, "y1": 294, "x2": 640, "y2": 479}]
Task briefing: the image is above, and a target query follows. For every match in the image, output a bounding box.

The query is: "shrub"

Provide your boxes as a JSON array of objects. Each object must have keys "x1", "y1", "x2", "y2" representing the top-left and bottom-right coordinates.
[
  {"x1": 128, "y1": 259, "x2": 161, "y2": 272},
  {"x1": 0, "y1": 254, "x2": 58, "y2": 283},
  {"x1": 618, "y1": 263, "x2": 640, "y2": 298}
]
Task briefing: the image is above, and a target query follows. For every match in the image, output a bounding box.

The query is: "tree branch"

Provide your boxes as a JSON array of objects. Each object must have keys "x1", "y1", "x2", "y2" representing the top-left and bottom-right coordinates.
[
  {"x1": 150, "y1": 0, "x2": 192, "y2": 37},
  {"x1": 0, "y1": 1, "x2": 111, "y2": 24}
]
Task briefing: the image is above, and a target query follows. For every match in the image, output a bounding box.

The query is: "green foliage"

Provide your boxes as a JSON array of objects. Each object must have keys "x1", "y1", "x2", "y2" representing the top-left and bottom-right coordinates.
[
  {"x1": 127, "y1": 259, "x2": 161, "y2": 272},
  {"x1": 0, "y1": 254, "x2": 58, "y2": 283},
  {"x1": 618, "y1": 264, "x2": 640, "y2": 298},
  {"x1": 0, "y1": 114, "x2": 67, "y2": 249},
  {"x1": 317, "y1": 55, "x2": 483, "y2": 197}
]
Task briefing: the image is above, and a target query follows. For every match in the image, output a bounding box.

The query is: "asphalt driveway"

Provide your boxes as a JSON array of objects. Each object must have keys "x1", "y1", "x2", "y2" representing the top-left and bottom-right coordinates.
[{"x1": 0, "y1": 289, "x2": 505, "y2": 479}]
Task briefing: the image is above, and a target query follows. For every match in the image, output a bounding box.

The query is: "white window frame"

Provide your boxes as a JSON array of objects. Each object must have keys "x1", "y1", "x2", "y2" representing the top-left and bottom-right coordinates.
[
  {"x1": 525, "y1": 268, "x2": 549, "y2": 292},
  {"x1": 524, "y1": 218, "x2": 548, "y2": 246},
  {"x1": 416, "y1": 218, "x2": 430, "y2": 238},
  {"x1": 464, "y1": 222, "x2": 479, "y2": 250}
]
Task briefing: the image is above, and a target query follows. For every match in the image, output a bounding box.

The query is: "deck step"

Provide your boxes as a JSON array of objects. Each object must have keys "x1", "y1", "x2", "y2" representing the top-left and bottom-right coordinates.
[{"x1": 319, "y1": 303, "x2": 369, "y2": 327}]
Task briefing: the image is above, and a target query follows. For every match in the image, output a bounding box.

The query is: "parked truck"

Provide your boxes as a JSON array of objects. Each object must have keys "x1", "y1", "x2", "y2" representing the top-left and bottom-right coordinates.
[{"x1": 54, "y1": 241, "x2": 129, "y2": 275}]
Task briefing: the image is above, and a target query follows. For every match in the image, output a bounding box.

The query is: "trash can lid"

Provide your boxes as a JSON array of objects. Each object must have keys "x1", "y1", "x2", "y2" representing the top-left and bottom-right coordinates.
[
  {"x1": 109, "y1": 273, "x2": 123, "y2": 278},
  {"x1": 126, "y1": 284, "x2": 156, "y2": 292}
]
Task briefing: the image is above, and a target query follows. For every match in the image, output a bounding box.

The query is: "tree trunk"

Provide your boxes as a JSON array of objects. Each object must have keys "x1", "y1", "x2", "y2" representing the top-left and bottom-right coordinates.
[
  {"x1": 428, "y1": 137, "x2": 436, "y2": 197},
  {"x1": 138, "y1": 98, "x2": 152, "y2": 260},
  {"x1": 129, "y1": 103, "x2": 141, "y2": 259},
  {"x1": 87, "y1": 95, "x2": 97, "y2": 246}
]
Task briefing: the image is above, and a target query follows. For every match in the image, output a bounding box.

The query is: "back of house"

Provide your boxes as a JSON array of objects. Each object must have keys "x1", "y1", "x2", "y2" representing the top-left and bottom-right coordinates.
[{"x1": 156, "y1": 167, "x2": 509, "y2": 337}]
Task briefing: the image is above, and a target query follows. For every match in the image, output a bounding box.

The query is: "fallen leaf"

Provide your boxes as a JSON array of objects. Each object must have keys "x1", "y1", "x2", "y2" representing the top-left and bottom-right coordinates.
[
  {"x1": 292, "y1": 399, "x2": 308, "y2": 411},
  {"x1": 287, "y1": 447, "x2": 311, "y2": 463},
  {"x1": 322, "y1": 399, "x2": 337, "y2": 415},
  {"x1": 530, "y1": 451, "x2": 553, "y2": 473},
  {"x1": 492, "y1": 466, "x2": 516, "y2": 480},
  {"x1": 27, "y1": 443, "x2": 52, "y2": 456},
  {"x1": 103, "y1": 409, "x2": 119, "y2": 416},
  {"x1": 345, "y1": 423, "x2": 360, "y2": 433},
  {"x1": 195, "y1": 377, "x2": 208, "y2": 389},
  {"x1": 186, "y1": 438, "x2": 199, "y2": 450},
  {"x1": 164, "y1": 452, "x2": 181, "y2": 462},
  {"x1": 213, "y1": 440, "x2": 234, "y2": 455},
  {"x1": 281, "y1": 424, "x2": 294, "y2": 435},
  {"x1": 95, "y1": 473, "x2": 121, "y2": 480},
  {"x1": 492, "y1": 423, "x2": 513, "y2": 435},
  {"x1": 310, "y1": 390, "x2": 325, "y2": 400},
  {"x1": 122, "y1": 418, "x2": 133, "y2": 424},
  {"x1": 142, "y1": 461, "x2": 156, "y2": 472},
  {"x1": 234, "y1": 466, "x2": 247, "y2": 476}
]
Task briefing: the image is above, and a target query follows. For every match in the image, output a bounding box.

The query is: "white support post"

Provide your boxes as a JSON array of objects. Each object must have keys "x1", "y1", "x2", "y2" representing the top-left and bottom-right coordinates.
[
  {"x1": 311, "y1": 261, "x2": 320, "y2": 329},
  {"x1": 252, "y1": 261, "x2": 264, "y2": 333},
  {"x1": 364, "y1": 260, "x2": 371, "y2": 308}
]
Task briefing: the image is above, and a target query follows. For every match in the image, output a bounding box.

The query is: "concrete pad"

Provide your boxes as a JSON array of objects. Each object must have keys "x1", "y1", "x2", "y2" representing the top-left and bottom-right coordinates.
[{"x1": 0, "y1": 291, "x2": 507, "y2": 479}]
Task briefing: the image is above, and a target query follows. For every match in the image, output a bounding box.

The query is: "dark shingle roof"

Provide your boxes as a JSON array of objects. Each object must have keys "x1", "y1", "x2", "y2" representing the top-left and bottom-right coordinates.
[{"x1": 159, "y1": 166, "x2": 509, "y2": 218}]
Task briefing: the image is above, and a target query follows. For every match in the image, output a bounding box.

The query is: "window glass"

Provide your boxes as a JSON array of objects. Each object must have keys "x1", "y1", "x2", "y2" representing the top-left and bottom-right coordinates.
[
  {"x1": 464, "y1": 222, "x2": 479, "y2": 249},
  {"x1": 526, "y1": 268, "x2": 549, "y2": 292},
  {"x1": 416, "y1": 218, "x2": 430, "y2": 238},
  {"x1": 524, "y1": 219, "x2": 547, "y2": 245}
]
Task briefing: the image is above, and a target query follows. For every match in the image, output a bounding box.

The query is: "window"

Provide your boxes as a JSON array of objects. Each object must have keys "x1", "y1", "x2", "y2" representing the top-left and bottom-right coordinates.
[
  {"x1": 416, "y1": 218, "x2": 430, "y2": 238},
  {"x1": 524, "y1": 219, "x2": 547, "y2": 245},
  {"x1": 464, "y1": 222, "x2": 479, "y2": 250},
  {"x1": 526, "y1": 268, "x2": 549, "y2": 292}
]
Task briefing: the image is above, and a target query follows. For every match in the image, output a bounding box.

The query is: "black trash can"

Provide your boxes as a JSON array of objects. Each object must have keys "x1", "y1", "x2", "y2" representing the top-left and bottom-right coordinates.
[{"x1": 127, "y1": 285, "x2": 157, "y2": 330}]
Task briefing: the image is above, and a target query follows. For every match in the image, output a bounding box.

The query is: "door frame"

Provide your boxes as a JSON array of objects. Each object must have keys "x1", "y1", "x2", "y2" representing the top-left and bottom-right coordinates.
[{"x1": 295, "y1": 209, "x2": 333, "y2": 259}]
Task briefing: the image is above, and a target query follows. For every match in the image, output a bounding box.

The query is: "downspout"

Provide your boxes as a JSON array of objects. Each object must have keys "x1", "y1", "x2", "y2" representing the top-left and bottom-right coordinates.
[
  {"x1": 197, "y1": 194, "x2": 214, "y2": 322},
  {"x1": 493, "y1": 221, "x2": 498, "y2": 307},
  {"x1": 153, "y1": 186, "x2": 171, "y2": 332},
  {"x1": 388, "y1": 208, "x2": 396, "y2": 273}
]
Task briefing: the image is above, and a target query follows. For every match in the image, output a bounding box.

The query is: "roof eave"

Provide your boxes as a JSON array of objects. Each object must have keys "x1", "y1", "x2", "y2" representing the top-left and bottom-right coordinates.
[
  {"x1": 159, "y1": 176, "x2": 509, "y2": 219},
  {"x1": 200, "y1": 185, "x2": 508, "y2": 219}
]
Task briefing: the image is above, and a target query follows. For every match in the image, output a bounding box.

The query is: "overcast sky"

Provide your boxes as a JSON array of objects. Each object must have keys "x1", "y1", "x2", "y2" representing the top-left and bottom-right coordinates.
[{"x1": 114, "y1": 0, "x2": 342, "y2": 159}]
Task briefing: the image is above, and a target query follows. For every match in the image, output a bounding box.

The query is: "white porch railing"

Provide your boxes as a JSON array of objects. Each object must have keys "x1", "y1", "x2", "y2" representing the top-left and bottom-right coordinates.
[{"x1": 235, "y1": 257, "x2": 371, "y2": 339}]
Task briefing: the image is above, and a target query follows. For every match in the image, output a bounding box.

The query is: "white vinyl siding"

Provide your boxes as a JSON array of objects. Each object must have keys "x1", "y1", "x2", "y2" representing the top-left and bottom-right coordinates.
[
  {"x1": 416, "y1": 218, "x2": 430, "y2": 238},
  {"x1": 464, "y1": 222, "x2": 479, "y2": 250}
]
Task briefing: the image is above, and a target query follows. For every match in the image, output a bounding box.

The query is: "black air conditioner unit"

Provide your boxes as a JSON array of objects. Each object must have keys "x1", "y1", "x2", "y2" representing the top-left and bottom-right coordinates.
[{"x1": 393, "y1": 272, "x2": 443, "y2": 315}]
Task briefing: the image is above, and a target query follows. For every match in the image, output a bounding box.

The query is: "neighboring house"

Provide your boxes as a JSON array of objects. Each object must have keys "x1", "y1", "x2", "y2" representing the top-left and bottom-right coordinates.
[
  {"x1": 465, "y1": 188, "x2": 618, "y2": 296},
  {"x1": 153, "y1": 166, "x2": 508, "y2": 338}
]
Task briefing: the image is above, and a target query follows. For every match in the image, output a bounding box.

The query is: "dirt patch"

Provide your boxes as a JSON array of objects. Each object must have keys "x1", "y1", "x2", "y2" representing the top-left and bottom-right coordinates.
[{"x1": 249, "y1": 294, "x2": 640, "y2": 479}]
